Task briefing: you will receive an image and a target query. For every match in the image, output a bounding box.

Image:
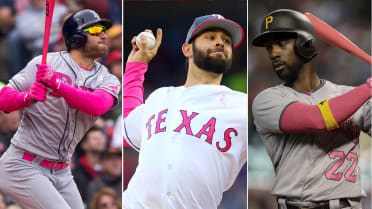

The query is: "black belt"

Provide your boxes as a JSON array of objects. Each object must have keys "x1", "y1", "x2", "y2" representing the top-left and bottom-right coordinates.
[{"x1": 286, "y1": 199, "x2": 350, "y2": 209}]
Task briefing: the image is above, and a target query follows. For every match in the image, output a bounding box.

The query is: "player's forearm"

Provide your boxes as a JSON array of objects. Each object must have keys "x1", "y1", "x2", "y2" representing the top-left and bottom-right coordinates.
[
  {"x1": 281, "y1": 83, "x2": 371, "y2": 133},
  {"x1": 123, "y1": 62, "x2": 147, "y2": 119},
  {"x1": 0, "y1": 86, "x2": 31, "y2": 112},
  {"x1": 57, "y1": 83, "x2": 114, "y2": 117}
]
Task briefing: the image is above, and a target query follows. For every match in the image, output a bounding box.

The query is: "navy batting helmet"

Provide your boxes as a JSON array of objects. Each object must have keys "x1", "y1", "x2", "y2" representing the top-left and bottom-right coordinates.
[
  {"x1": 62, "y1": 9, "x2": 112, "y2": 51},
  {"x1": 252, "y1": 9, "x2": 317, "y2": 62}
]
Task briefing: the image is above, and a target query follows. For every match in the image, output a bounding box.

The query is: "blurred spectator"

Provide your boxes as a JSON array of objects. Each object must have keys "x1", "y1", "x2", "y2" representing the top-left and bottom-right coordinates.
[
  {"x1": 0, "y1": 0, "x2": 15, "y2": 81},
  {"x1": 89, "y1": 188, "x2": 121, "y2": 209},
  {"x1": 108, "y1": 0, "x2": 121, "y2": 24},
  {"x1": 102, "y1": 50, "x2": 122, "y2": 120},
  {"x1": 106, "y1": 25, "x2": 122, "y2": 51},
  {"x1": 9, "y1": 0, "x2": 67, "y2": 75},
  {"x1": 87, "y1": 147, "x2": 122, "y2": 206},
  {"x1": 105, "y1": 50, "x2": 121, "y2": 78},
  {"x1": 0, "y1": 0, "x2": 15, "y2": 31},
  {"x1": 73, "y1": 126, "x2": 107, "y2": 205},
  {"x1": 65, "y1": 0, "x2": 109, "y2": 18},
  {"x1": 52, "y1": 11, "x2": 73, "y2": 52},
  {"x1": 0, "y1": 110, "x2": 20, "y2": 157}
]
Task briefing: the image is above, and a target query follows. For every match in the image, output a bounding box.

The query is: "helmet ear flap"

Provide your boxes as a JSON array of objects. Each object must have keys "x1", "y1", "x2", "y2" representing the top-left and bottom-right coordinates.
[
  {"x1": 294, "y1": 34, "x2": 317, "y2": 63},
  {"x1": 69, "y1": 31, "x2": 87, "y2": 50}
]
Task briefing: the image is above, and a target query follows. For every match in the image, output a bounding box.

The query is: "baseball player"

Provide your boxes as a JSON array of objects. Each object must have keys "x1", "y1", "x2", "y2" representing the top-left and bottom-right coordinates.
[
  {"x1": 251, "y1": 9, "x2": 371, "y2": 209},
  {"x1": 122, "y1": 14, "x2": 246, "y2": 208},
  {"x1": 0, "y1": 9, "x2": 120, "y2": 209}
]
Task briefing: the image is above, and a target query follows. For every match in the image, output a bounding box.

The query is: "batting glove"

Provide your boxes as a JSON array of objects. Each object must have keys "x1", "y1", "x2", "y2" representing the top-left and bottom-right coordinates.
[
  {"x1": 24, "y1": 82, "x2": 47, "y2": 102},
  {"x1": 36, "y1": 64, "x2": 61, "y2": 91}
]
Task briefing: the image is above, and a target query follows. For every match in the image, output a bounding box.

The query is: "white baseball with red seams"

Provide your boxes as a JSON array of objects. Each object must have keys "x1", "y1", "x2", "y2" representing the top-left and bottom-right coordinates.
[{"x1": 136, "y1": 31, "x2": 156, "y2": 50}]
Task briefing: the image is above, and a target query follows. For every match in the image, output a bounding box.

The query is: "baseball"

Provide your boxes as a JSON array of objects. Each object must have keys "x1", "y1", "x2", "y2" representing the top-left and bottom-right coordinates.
[{"x1": 136, "y1": 31, "x2": 156, "y2": 50}]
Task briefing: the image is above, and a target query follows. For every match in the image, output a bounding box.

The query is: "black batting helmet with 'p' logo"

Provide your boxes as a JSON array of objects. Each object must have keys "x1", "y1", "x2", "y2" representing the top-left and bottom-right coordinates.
[{"x1": 252, "y1": 9, "x2": 317, "y2": 62}]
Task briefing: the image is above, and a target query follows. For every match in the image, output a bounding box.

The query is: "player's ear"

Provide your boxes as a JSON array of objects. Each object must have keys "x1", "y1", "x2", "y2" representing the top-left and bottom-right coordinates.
[{"x1": 182, "y1": 43, "x2": 192, "y2": 59}]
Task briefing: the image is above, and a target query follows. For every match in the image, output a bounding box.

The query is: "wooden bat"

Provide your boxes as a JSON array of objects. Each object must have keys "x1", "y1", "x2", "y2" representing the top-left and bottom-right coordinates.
[
  {"x1": 41, "y1": 0, "x2": 56, "y2": 64},
  {"x1": 304, "y1": 12, "x2": 371, "y2": 65}
]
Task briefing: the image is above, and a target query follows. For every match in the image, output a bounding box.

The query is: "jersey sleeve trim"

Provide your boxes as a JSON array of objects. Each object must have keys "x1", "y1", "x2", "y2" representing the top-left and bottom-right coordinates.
[
  {"x1": 9, "y1": 80, "x2": 22, "y2": 92},
  {"x1": 279, "y1": 101, "x2": 298, "y2": 133},
  {"x1": 123, "y1": 119, "x2": 140, "y2": 152}
]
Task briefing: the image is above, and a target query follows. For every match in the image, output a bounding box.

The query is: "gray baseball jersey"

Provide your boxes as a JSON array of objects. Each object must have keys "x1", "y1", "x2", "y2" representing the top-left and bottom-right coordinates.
[
  {"x1": 8, "y1": 51, "x2": 120, "y2": 162},
  {"x1": 123, "y1": 85, "x2": 247, "y2": 209},
  {"x1": 252, "y1": 80, "x2": 370, "y2": 201}
]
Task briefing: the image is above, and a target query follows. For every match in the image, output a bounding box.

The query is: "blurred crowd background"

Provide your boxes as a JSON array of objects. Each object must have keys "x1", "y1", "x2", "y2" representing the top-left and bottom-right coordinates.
[
  {"x1": 123, "y1": 1, "x2": 247, "y2": 209},
  {"x1": 0, "y1": 0, "x2": 122, "y2": 209},
  {"x1": 248, "y1": 0, "x2": 371, "y2": 209}
]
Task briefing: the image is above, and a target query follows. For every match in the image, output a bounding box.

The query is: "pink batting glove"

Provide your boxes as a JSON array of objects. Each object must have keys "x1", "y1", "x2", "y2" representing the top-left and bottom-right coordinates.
[
  {"x1": 24, "y1": 82, "x2": 47, "y2": 102},
  {"x1": 36, "y1": 64, "x2": 61, "y2": 91}
]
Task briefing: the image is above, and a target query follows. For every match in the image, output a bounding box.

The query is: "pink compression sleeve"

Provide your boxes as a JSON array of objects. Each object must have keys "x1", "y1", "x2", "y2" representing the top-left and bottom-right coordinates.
[
  {"x1": 58, "y1": 83, "x2": 114, "y2": 117},
  {"x1": 281, "y1": 83, "x2": 371, "y2": 133},
  {"x1": 123, "y1": 62, "x2": 148, "y2": 148},
  {"x1": 123, "y1": 62, "x2": 147, "y2": 119},
  {"x1": 0, "y1": 86, "x2": 30, "y2": 112}
]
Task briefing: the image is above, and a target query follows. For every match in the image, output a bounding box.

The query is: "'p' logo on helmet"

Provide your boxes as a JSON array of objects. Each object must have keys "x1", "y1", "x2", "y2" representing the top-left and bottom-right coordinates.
[{"x1": 265, "y1": 16, "x2": 273, "y2": 30}]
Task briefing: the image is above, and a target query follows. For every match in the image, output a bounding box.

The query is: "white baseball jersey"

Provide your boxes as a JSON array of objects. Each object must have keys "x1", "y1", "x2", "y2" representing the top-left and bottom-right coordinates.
[
  {"x1": 8, "y1": 52, "x2": 120, "y2": 162},
  {"x1": 252, "y1": 80, "x2": 370, "y2": 201},
  {"x1": 123, "y1": 85, "x2": 247, "y2": 209}
]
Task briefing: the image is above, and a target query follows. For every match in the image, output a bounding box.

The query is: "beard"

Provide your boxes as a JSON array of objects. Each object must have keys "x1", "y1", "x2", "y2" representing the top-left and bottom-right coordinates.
[
  {"x1": 83, "y1": 41, "x2": 109, "y2": 59},
  {"x1": 192, "y1": 43, "x2": 232, "y2": 74},
  {"x1": 273, "y1": 60, "x2": 303, "y2": 85}
]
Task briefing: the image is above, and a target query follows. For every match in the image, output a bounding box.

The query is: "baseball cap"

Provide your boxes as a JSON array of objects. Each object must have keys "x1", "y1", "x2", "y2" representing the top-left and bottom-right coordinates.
[{"x1": 185, "y1": 14, "x2": 244, "y2": 48}]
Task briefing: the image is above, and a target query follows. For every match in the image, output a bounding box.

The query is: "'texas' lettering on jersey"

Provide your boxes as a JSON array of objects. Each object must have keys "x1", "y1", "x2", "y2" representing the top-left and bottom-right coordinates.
[{"x1": 146, "y1": 109, "x2": 238, "y2": 152}]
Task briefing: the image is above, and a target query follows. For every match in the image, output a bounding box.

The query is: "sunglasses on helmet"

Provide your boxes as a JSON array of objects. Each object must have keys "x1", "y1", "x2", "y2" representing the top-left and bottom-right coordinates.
[{"x1": 83, "y1": 25, "x2": 106, "y2": 36}]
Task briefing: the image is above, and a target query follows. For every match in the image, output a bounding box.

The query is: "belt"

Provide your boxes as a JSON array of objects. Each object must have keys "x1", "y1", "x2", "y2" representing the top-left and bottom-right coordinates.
[
  {"x1": 286, "y1": 199, "x2": 350, "y2": 209},
  {"x1": 22, "y1": 152, "x2": 68, "y2": 170}
]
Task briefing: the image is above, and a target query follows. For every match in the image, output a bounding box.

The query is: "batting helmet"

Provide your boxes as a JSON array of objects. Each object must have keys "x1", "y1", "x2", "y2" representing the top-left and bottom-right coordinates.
[
  {"x1": 62, "y1": 9, "x2": 112, "y2": 51},
  {"x1": 252, "y1": 9, "x2": 317, "y2": 62}
]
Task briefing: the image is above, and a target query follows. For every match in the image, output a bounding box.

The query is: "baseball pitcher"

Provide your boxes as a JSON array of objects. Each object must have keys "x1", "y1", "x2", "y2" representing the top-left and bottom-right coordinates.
[
  {"x1": 123, "y1": 14, "x2": 246, "y2": 208},
  {"x1": 0, "y1": 9, "x2": 120, "y2": 209},
  {"x1": 252, "y1": 9, "x2": 371, "y2": 209}
]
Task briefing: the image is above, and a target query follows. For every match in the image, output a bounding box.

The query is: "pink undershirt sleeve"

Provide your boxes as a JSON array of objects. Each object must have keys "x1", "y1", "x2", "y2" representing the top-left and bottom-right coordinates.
[
  {"x1": 123, "y1": 62, "x2": 148, "y2": 147},
  {"x1": 280, "y1": 83, "x2": 371, "y2": 133},
  {"x1": 123, "y1": 62, "x2": 148, "y2": 118},
  {"x1": 0, "y1": 86, "x2": 30, "y2": 112},
  {"x1": 58, "y1": 83, "x2": 114, "y2": 117}
]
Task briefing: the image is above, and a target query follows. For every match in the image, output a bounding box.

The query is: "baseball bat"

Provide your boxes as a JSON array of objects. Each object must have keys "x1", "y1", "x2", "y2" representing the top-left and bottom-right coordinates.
[
  {"x1": 41, "y1": 0, "x2": 56, "y2": 64},
  {"x1": 304, "y1": 13, "x2": 371, "y2": 65},
  {"x1": 33, "y1": 0, "x2": 55, "y2": 103}
]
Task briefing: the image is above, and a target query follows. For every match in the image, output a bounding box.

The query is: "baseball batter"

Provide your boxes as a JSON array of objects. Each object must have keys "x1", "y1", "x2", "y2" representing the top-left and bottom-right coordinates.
[
  {"x1": 252, "y1": 9, "x2": 371, "y2": 209},
  {"x1": 122, "y1": 14, "x2": 246, "y2": 208},
  {"x1": 0, "y1": 10, "x2": 120, "y2": 209}
]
